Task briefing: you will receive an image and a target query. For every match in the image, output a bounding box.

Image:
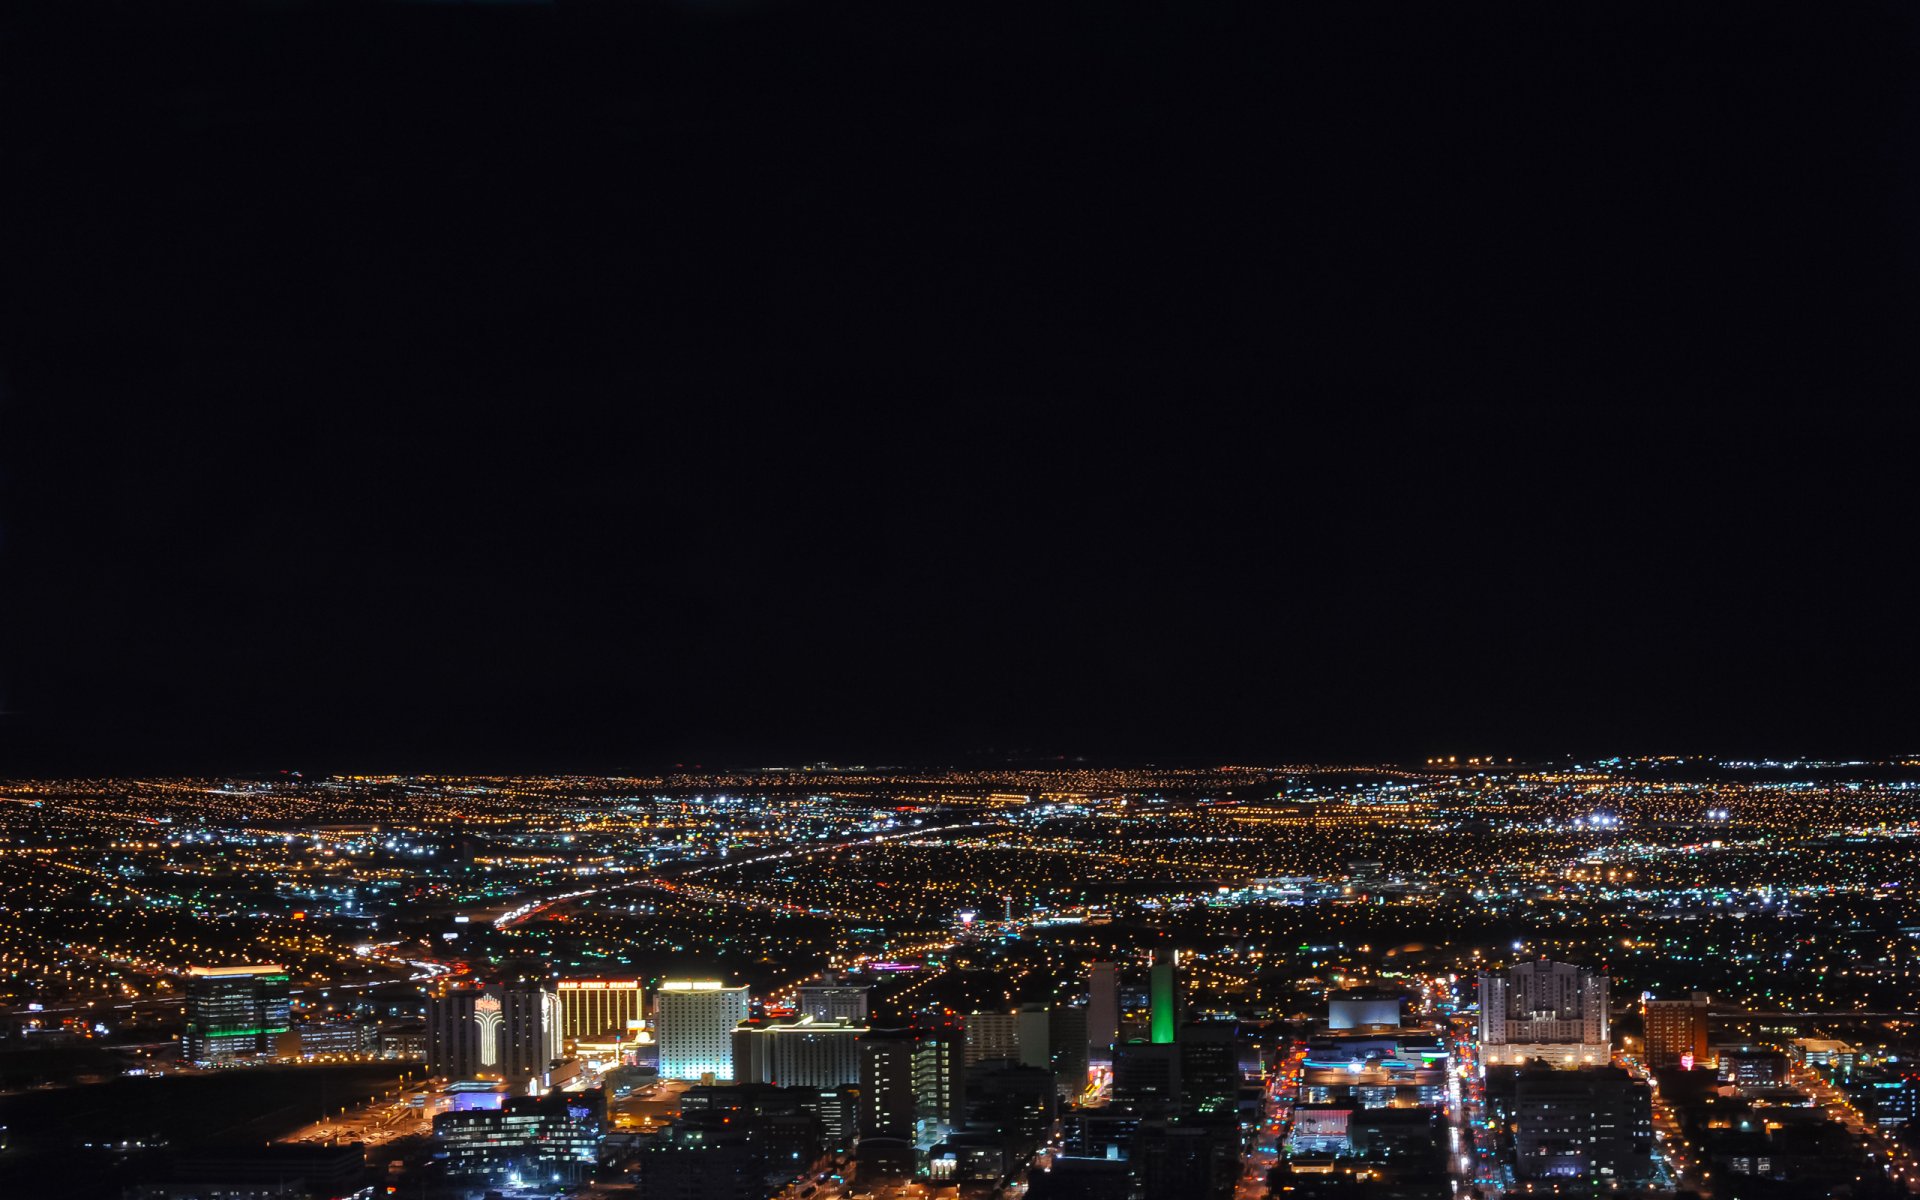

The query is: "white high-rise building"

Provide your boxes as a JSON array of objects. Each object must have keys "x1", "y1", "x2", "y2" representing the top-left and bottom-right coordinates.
[
  {"x1": 1478, "y1": 960, "x2": 1610, "y2": 1068},
  {"x1": 655, "y1": 980, "x2": 751, "y2": 1080},
  {"x1": 733, "y1": 1015, "x2": 867, "y2": 1088}
]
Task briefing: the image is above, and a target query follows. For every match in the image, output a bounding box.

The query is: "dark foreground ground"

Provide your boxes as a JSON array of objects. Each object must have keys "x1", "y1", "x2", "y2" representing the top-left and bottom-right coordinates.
[{"x1": 0, "y1": 1063, "x2": 408, "y2": 1199}]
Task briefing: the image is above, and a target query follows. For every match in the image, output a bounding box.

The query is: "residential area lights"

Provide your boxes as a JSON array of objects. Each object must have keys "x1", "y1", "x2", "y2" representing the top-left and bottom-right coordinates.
[{"x1": 0, "y1": 760, "x2": 1918, "y2": 1197}]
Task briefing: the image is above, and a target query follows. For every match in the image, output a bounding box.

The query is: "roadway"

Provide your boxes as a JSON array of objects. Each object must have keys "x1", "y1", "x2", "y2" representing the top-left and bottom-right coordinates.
[
  {"x1": 491, "y1": 818, "x2": 1003, "y2": 930},
  {"x1": 1791, "y1": 1063, "x2": 1920, "y2": 1194},
  {"x1": 1237, "y1": 1045, "x2": 1296, "y2": 1200}
]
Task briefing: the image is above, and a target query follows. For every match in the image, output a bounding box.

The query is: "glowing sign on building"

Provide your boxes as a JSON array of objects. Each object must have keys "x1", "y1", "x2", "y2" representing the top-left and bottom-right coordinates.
[{"x1": 474, "y1": 994, "x2": 504, "y2": 1067}]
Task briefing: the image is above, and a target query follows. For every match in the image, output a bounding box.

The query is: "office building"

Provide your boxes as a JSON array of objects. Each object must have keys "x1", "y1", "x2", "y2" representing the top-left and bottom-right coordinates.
[
  {"x1": 819, "y1": 1082, "x2": 862, "y2": 1149},
  {"x1": 183, "y1": 965, "x2": 292, "y2": 1065},
  {"x1": 962, "y1": 1060, "x2": 1055, "y2": 1153},
  {"x1": 965, "y1": 1011, "x2": 1022, "y2": 1066},
  {"x1": 1722, "y1": 1047, "x2": 1790, "y2": 1087},
  {"x1": 960, "y1": 1005, "x2": 1050, "y2": 1072},
  {"x1": 1348, "y1": 1105, "x2": 1448, "y2": 1162},
  {"x1": 797, "y1": 979, "x2": 870, "y2": 1023},
  {"x1": 434, "y1": 1088, "x2": 605, "y2": 1181},
  {"x1": 642, "y1": 1085, "x2": 822, "y2": 1200},
  {"x1": 1132, "y1": 1122, "x2": 1241, "y2": 1200},
  {"x1": 1846, "y1": 1068, "x2": 1920, "y2": 1127},
  {"x1": 859, "y1": 1028, "x2": 960, "y2": 1145},
  {"x1": 1112, "y1": 1042, "x2": 1181, "y2": 1116},
  {"x1": 1059, "y1": 1108, "x2": 1146, "y2": 1162},
  {"x1": 1791, "y1": 1038, "x2": 1859, "y2": 1072},
  {"x1": 733, "y1": 1015, "x2": 866, "y2": 1089},
  {"x1": 557, "y1": 978, "x2": 645, "y2": 1041},
  {"x1": 1049, "y1": 1006, "x2": 1089, "y2": 1097},
  {"x1": 1498, "y1": 1064, "x2": 1652, "y2": 1183},
  {"x1": 654, "y1": 980, "x2": 750, "y2": 1081},
  {"x1": 1643, "y1": 993, "x2": 1712, "y2": 1070},
  {"x1": 427, "y1": 980, "x2": 564, "y2": 1089},
  {"x1": 1025, "y1": 1156, "x2": 1132, "y2": 1200},
  {"x1": 1178, "y1": 1022, "x2": 1240, "y2": 1118},
  {"x1": 292, "y1": 1019, "x2": 375, "y2": 1058},
  {"x1": 1478, "y1": 960, "x2": 1610, "y2": 1068},
  {"x1": 636, "y1": 1138, "x2": 766, "y2": 1200},
  {"x1": 1016, "y1": 1004, "x2": 1052, "y2": 1071},
  {"x1": 1088, "y1": 963, "x2": 1120, "y2": 1066},
  {"x1": 379, "y1": 1022, "x2": 427, "y2": 1060}
]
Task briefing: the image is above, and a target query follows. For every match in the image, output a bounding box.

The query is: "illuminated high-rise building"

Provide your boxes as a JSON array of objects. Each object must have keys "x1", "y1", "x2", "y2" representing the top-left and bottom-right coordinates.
[
  {"x1": 1149, "y1": 949, "x2": 1178, "y2": 1045},
  {"x1": 733, "y1": 1016, "x2": 867, "y2": 1088},
  {"x1": 1643, "y1": 994, "x2": 1712, "y2": 1070},
  {"x1": 183, "y1": 965, "x2": 291, "y2": 1065},
  {"x1": 557, "y1": 978, "x2": 645, "y2": 1041},
  {"x1": 1478, "y1": 960, "x2": 1609, "y2": 1068},
  {"x1": 858, "y1": 1029, "x2": 960, "y2": 1145},
  {"x1": 434, "y1": 1087, "x2": 605, "y2": 1181},
  {"x1": 428, "y1": 980, "x2": 564, "y2": 1089},
  {"x1": 655, "y1": 980, "x2": 750, "y2": 1081}
]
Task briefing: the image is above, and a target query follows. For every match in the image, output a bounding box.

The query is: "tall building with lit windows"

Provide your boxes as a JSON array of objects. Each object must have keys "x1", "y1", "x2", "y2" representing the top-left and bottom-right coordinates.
[
  {"x1": 1643, "y1": 994, "x2": 1712, "y2": 1070},
  {"x1": 654, "y1": 980, "x2": 750, "y2": 1081},
  {"x1": 858, "y1": 1029, "x2": 960, "y2": 1145},
  {"x1": 428, "y1": 980, "x2": 564, "y2": 1089},
  {"x1": 733, "y1": 1016, "x2": 867, "y2": 1088},
  {"x1": 1478, "y1": 960, "x2": 1609, "y2": 1068},
  {"x1": 557, "y1": 978, "x2": 645, "y2": 1041},
  {"x1": 183, "y1": 964, "x2": 291, "y2": 1064}
]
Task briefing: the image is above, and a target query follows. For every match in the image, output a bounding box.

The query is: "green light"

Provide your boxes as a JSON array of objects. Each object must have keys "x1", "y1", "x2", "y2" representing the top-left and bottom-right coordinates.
[{"x1": 1150, "y1": 956, "x2": 1175, "y2": 1044}]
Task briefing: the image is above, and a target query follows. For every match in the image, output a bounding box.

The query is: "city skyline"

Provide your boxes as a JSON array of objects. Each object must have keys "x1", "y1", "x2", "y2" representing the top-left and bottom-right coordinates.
[
  {"x1": 4, "y1": 761, "x2": 1920, "y2": 1197},
  {"x1": 4, "y1": 0, "x2": 1918, "y2": 1196}
]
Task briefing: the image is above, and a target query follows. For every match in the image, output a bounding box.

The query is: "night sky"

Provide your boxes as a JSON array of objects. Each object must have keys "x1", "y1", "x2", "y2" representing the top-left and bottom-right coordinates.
[{"x1": 3, "y1": 2, "x2": 1916, "y2": 773}]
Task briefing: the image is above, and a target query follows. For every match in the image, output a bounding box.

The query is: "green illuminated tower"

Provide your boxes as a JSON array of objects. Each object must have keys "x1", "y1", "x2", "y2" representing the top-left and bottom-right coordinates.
[{"x1": 1149, "y1": 949, "x2": 1177, "y2": 1044}]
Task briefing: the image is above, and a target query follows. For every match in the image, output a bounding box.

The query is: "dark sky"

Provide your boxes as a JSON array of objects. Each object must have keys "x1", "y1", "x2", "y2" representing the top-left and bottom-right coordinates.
[{"x1": 3, "y1": 1, "x2": 1916, "y2": 773}]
